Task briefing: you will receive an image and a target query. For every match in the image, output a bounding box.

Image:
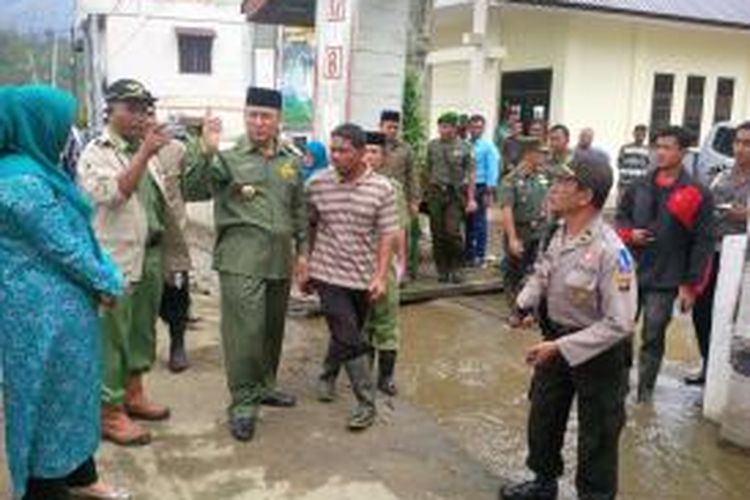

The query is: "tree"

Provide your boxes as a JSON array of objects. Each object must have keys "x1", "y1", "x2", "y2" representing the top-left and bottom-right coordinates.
[{"x1": 402, "y1": 69, "x2": 427, "y2": 166}]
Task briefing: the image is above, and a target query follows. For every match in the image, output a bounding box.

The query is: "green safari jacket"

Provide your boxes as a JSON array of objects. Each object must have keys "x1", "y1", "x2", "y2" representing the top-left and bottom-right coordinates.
[{"x1": 183, "y1": 136, "x2": 307, "y2": 279}]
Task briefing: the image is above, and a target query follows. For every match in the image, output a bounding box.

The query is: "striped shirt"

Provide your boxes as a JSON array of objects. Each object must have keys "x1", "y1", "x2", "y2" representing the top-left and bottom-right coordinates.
[{"x1": 306, "y1": 168, "x2": 399, "y2": 290}]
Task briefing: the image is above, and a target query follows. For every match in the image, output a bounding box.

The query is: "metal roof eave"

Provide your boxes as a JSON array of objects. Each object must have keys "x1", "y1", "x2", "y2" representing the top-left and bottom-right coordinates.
[{"x1": 505, "y1": 0, "x2": 750, "y2": 32}]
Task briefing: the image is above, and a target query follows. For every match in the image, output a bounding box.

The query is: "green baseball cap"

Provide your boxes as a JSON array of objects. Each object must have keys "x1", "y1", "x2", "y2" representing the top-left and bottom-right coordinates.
[
  {"x1": 105, "y1": 79, "x2": 157, "y2": 104},
  {"x1": 438, "y1": 111, "x2": 459, "y2": 126}
]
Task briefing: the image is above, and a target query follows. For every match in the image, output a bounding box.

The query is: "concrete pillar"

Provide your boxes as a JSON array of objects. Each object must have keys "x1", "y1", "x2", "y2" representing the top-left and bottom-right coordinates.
[
  {"x1": 313, "y1": 0, "x2": 409, "y2": 140},
  {"x1": 465, "y1": 0, "x2": 501, "y2": 135},
  {"x1": 467, "y1": 0, "x2": 488, "y2": 115}
]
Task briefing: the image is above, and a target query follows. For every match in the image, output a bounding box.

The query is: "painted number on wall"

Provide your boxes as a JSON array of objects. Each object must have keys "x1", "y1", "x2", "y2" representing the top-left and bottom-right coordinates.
[
  {"x1": 323, "y1": 46, "x2": 343, "y2": 80},
  {"x1": 327, "y1": 0, "x2": 346, "y2": 21}
]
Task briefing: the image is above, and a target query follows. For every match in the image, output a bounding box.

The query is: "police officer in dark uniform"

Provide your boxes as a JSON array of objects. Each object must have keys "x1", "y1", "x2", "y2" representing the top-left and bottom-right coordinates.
[{"x1": 500, "y1": 150, "x2": 637, "y2": 500}]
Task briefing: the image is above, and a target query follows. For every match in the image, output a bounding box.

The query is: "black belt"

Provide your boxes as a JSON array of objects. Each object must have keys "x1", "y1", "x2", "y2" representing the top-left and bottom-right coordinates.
[
  {"x1": 539, "y1": 298, "x2": 579, "y2": 340},
  {"x1": 146, "y1": 233, "x2": 163, "y2": 248}
]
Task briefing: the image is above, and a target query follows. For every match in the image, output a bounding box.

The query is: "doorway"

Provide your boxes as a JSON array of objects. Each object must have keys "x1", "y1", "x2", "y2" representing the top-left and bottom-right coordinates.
[{"x1": 500, "y1": 69, "x2": 553, "y2": 130}]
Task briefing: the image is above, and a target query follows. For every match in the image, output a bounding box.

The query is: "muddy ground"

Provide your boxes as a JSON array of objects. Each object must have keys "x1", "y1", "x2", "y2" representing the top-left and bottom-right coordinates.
[{"x1": 5, "y1": 290, "x2": 750, "y2": 499}]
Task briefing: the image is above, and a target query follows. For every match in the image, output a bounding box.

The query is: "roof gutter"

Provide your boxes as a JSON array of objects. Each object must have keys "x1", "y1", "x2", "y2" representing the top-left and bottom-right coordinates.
[{"x1": 504, "y1": 0, "x2": 750, "y2": 31}]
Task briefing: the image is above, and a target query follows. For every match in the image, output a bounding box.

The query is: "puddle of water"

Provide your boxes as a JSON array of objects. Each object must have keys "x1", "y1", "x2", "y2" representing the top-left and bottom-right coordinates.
[{"x1": 398, "y1": 295, "x2": 750, "y2": 500}]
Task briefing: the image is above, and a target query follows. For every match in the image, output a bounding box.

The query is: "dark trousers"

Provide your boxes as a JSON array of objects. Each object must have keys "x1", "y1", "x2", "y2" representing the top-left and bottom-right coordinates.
[
  {"x1": 318, "y1": 283, "x2": 372, "y2": 373},
  {"x1": 527, "y1": 344, "x2": 628, "y2": 499},
  {"x1": 464, "y1": 184, "x2": 489, "y2": 263},
  {"x1": 637, "y1": 289, "x2": 677, "y2": 394},
  {"x1": 24, "y1": 457, "x2": 97, "y2": 500},
  {"x1": 692, "y1": 252, "x2": 719, "y2": 362},
  {"x1": 159, "y1": 271, "x2": 191, "y2": 335}
]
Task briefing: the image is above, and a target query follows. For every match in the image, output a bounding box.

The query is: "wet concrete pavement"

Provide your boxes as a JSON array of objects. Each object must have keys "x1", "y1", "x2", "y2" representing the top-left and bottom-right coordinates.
[
  {"x1": 398, "y1": 296, "x2": 750, "y2": 500},
  {"x1": 2, "y1": 292, "x2": 750, "y2": 499}
]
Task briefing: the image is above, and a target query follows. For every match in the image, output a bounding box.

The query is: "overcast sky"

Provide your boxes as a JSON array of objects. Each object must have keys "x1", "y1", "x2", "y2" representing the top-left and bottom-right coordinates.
[{"x1": 0, "y1": 0, "x2": 74, "y2": 35}]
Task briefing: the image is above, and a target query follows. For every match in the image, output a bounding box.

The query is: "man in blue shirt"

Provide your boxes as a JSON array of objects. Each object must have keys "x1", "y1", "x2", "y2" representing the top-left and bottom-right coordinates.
[{"x1": 465, "y1": 114, "x2": 501, "y2": 267}]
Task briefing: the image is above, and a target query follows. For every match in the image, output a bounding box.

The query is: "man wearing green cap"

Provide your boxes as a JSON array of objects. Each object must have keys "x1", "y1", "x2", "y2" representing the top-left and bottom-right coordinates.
[
  {"x1": 182, "y1": 86, "x2": 307, "y2": 442},
  {"x1": 424, "y1": 112, "x2": 477, "y2": 283},
  {"x1": 499, "y1": 136, "x2": 551, "y2": 326},
  {"x1": 500, "y1": 150, "x2": 637, "y2": 500},
  {"x1": 78, "y1": 78, "x2": 172, "y2": 447}
]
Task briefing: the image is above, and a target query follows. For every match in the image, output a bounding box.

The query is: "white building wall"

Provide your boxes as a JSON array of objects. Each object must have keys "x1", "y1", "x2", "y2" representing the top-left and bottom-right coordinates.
[
  {"x1": 77, "y1": 0, "x2": 251, "y2": 137},
  {"x1": 430, "y1": 4, "x2": 750, "y2": 156},
  {"x1": 349, "y1": 0, "x2": 409, "y2": 131}
]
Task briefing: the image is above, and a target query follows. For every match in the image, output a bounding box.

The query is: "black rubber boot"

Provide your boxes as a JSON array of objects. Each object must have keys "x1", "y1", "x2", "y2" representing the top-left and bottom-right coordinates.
[
  {"x1": 317, "y1": 361, "x2": 340, "y2": 403},
  {"x1": 168, "y1": 326, "x2": 189, "y2": 373},
  {"x1": 499, "y1": 476, "x2": 558, "y2": 500},
  {"x1": 344, "y1": 354, "x2": 376, "y2": 431},
  {"x1": 377, "y1": 350, "x2": 398, "y2": 396}
]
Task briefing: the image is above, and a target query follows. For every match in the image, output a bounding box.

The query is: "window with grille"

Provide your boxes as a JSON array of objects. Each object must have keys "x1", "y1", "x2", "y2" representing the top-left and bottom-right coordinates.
[
  {"x1": 649, "y1": 73, "x2": 674, "y2": 138},
  {"x1": 713, "y1": 77, "x2": 735, "y2": 124},
  {"x1": 683, "y1": 75, "x2": 706, "y2": 145},
  {"x1": 178, "y1": 34, "x2": 213, "y2": 74}
]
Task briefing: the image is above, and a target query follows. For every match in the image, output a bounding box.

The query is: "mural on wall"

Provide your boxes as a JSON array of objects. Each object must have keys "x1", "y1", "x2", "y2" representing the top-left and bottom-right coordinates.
[{"x1": 281, "y1": 27, "x2": 315, "y2": 131}]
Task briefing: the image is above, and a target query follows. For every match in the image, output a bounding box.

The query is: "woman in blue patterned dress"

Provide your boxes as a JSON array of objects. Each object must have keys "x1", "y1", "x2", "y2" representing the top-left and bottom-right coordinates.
[{"x1": 0, "y1": 86, "x2": 129, "y2": 499}]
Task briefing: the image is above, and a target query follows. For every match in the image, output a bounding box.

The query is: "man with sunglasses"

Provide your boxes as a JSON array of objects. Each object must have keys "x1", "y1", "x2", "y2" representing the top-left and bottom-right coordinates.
[
  {"x1": 78, "y1": 79, "x2": 172, "y2": 447},
  {"x1": 500, "y1": 151, "x2": 637, "y2": 500}
]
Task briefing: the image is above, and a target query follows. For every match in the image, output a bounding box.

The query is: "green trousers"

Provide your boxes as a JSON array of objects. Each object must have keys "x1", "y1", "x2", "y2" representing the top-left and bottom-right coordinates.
[
  {"x1": 407, "y1": 216, "x2": 421, "y2": 278},
  {"x1": 365, "y1": 271, "x2": 400, "y2": 351},
  {"x1": 101, "y1": 289, "x2": 135, "y2": 405},
  {"x1": 427, "y1": 187, "x2": 464, "y2": 276},
  {"x1": 129, "y1": 246, "x2": 164, "y2": 374},
  {"x1": 219, "y1": 273, "x2": 291, "y2": 419}
]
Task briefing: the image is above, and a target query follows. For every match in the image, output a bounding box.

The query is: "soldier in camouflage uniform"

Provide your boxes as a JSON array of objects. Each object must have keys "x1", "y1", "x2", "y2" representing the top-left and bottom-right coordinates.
[
  {"x1": 424, "y1": 112, "x2": 477, "y2": 283},
  {"x1": 546, "y1": 124, "x2": 574, "y2": 180},
  {"x1": 499, "y1": 137, "x2": 551, "y2": 326}
]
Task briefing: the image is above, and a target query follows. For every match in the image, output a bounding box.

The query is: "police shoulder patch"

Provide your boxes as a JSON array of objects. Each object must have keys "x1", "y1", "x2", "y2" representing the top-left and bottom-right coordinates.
[{"x1": 614, "y1": 247, "x2": 634, "y2": 292}]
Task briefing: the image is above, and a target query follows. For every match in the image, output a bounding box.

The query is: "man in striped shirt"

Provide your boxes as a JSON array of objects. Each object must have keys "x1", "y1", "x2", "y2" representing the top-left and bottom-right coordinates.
[{"x1": 302, "y1": 123, "x2": 399, "y2": 431}]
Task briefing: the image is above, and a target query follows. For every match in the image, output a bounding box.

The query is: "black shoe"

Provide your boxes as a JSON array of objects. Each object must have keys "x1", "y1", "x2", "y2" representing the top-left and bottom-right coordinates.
[
  {"x1": 377, "y1": 350, "x2": 398, "y2": 397},
  {"x1": 450, "y1": 271, "x2": 465, "y2": 284},
  {"x1": 684, "y1": 366, "x2": 706, "y2": 386},
  {"x1": 261, "y1": 390, "x2": 297, "y2": 407},
  {"x1": 229, "y1": 417, "x2": 256, "y2": 442},
  {"x1": 499, "y1": 477, "x2": 558, "y2": 500},
  {"x1": 438, "y1": 273, "x2": 450, "y2": 283}
]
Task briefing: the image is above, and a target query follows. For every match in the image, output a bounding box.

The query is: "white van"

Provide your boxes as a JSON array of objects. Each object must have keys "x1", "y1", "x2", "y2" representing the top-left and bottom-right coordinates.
[{"x1": 695, "y1": 122, "x2": 735, "y2": 186}]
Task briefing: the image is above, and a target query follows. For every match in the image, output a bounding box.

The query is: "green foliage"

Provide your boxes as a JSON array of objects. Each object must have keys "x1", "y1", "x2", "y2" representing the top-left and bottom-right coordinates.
[
  {"x1": 401, "y1": 69, "x2": 427, "y2": 162},
  {"x1": 0, "y1": 29, "x2": 80, "y2": 93}
]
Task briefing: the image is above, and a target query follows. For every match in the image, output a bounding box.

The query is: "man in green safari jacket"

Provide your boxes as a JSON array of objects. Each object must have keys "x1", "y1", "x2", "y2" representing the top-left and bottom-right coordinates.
[{"x1": 182, "y1": 87, "x2": 307, "y2": 442}]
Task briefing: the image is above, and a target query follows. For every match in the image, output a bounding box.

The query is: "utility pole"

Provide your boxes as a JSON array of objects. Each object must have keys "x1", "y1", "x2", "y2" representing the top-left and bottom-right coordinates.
[
  {"x1": 51, "y1": 33, "x2": 59, "y2": 87},
  {"x1": 71, "y1": 27, "x2": 79, "y2": 102},
  {"x1": 28, "y1": 51, "x2": 39, "y2": 83}
]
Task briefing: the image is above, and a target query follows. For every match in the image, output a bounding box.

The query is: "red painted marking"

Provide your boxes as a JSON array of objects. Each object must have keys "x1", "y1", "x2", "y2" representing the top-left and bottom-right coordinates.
[
  {"x1": 323, "y1": 46, "x2": 343, "y2": 80},
  {"x1": 327, "y1": 0, "x2": 346, "y2": 21}
]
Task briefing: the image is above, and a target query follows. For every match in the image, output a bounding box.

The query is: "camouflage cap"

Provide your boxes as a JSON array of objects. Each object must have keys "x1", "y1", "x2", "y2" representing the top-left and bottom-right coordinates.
[
  {"x1": 561, "y1": 149, "x2": 613, "y2": 208},
  {"x1": 104, "y1": 79, "x2": 156, "y2": 104},
  {"x1": 438, "y1": 111, "x2": 459, "y2": 126},
  {"x1": 518, "y1": 136, "x2": 548, "y2": 155}
]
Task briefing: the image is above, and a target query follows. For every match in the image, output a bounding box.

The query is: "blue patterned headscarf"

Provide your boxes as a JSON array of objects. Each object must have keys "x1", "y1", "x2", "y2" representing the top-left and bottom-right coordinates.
[
  {"x1": 0, "y1": 85, "x2": 93, "y2": 219},
  {"x1": 302, "y1": 140, "x2": 329, "y2": 182}
]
